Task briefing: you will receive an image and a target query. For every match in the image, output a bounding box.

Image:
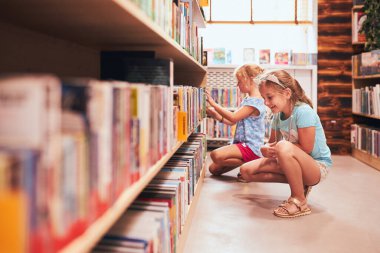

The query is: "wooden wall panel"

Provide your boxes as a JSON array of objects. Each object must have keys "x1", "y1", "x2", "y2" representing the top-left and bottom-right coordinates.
[{"x1": 318, "y1": 0, "x2": 353, "y2": 155}]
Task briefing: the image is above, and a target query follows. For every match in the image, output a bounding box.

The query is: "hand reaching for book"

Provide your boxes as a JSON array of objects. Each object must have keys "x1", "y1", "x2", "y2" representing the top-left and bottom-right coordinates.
[
  {"x1": 206, "y1": 106, "x2": 218, "y2": 119},
  {"x1": 205, "y1": 90, "x2": 216, "y2": 107}
]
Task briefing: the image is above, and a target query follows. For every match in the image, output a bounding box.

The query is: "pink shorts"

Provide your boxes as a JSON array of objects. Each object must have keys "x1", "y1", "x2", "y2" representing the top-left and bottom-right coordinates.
[{"x1": 236, "y1": 143, "x2": 260, "y2": 163}]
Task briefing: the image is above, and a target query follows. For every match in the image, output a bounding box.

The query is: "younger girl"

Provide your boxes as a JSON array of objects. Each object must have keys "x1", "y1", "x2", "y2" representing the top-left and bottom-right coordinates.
[
  {"x1": 206, "y1": 64, "x2": 266, "y2": 176},
  {"x1": 239, "y1": 69, "x2": 332, "y2": 218}
]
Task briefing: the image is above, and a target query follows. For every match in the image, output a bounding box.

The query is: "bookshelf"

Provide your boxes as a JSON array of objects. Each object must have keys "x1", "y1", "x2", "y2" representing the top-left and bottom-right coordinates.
[
  {"x1": 351, "y1": 2, "x2": 380, "y2": 172},
  {"x1": 0, "y1": 0, "x2": 207, "y2": 252}
]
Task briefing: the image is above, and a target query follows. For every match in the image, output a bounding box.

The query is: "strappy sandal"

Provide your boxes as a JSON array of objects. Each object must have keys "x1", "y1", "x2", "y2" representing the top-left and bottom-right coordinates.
[
  {"x1": 273, "y1": 197, "x2": 311, "y2": 218},
  {"x1": 237, "y1": 172, "x2": 248, "y2": 183}
]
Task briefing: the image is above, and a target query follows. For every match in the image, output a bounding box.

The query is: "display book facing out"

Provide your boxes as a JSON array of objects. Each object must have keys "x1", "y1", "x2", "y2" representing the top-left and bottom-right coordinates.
[
  {"x1": 350, "y1": 4, "x2": 380, "y2": 171},
  {"x1": 0, "y1": 0, "x2": 207, "y2": 252}
]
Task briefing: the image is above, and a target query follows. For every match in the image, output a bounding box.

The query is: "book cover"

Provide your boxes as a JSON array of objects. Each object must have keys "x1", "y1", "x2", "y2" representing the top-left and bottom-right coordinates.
[
  {"x1": 243, "y1": 48, "x2": 255, "y2": 63},
  {"x1": 212, "y1": 48, "x2": 226, "y2": 64},
  {"x1": 274, "y1": 51, "x2": 289, "y2": 65},
  {"x1": 259, "y1": 49, "x2": 271, "y2": 64}
]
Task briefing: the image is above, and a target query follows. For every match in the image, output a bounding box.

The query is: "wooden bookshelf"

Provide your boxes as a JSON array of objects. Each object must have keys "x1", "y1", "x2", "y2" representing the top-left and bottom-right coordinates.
[
  {"x1": 352, "y1": 74, "x2": 380, "y2": 79},
  {"x1": 0, "y1": 0, "x2": 208, "y2": 252},
  {"x1": 177, "y1": 162, "x2": 206, "y2": 253},
  {"x1": 350, "y1": 1, "x2": 380, "y2": 171},
  {"x1": 352, "y1": 112, "x2": 380, "y2": 120},
  {"x1": 61, "y1": 141, "x2": 185, "y2": 253},
  {"x1": 0, "y1": 0, "x2": 207, "y2": 85},
  {"x1": 352, "y1": 148, "x2": 380, "y2": 172}
]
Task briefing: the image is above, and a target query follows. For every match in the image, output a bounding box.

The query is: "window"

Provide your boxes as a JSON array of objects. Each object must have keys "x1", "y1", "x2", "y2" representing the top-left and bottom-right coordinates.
[{"x1": 204, "y1": 0, "x2": 312, "y2": 24}]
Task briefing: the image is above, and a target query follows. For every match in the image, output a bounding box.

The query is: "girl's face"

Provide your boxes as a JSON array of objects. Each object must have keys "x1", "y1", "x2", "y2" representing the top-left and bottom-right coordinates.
[
  {"x1": 259, "y1": 84, "x2": 290, "y2": 113},
  {"x1": 236, "y1": 76, "x2": 251, "y2": 93}
]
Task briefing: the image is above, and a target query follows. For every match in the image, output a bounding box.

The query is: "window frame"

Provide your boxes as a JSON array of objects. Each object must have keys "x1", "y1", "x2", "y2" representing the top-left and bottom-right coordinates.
[{"x1": 206, "y1": 0, "x2": 312, "y2": 25}]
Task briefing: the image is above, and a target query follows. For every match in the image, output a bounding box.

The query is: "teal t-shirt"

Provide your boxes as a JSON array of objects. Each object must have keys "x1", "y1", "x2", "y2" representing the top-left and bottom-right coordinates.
[
  {"x1": 233, "y1": 97, "x2": 266, "y2": 157},
  {"x1": 271, "y1": 103, "x2": 332, "y2": 167}
]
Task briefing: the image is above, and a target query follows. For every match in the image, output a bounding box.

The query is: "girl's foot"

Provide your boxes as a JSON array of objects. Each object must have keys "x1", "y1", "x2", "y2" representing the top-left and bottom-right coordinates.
[
  {"x1": 273, "y1": 197, "x2": 311, "y2": 218},
  {"x1": 237, "y1": 172, "x2": 248, "y2": 183}
]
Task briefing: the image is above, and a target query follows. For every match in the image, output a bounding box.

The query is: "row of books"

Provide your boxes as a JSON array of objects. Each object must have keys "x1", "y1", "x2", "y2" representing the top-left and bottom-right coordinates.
[
  {"x1": 0, "y1": 74, "x2": 206, "y2": 253},
  {"x1": 93, "y1": 133, "x2": 207, "y2": 253},
  {"x1": 207, "y1": 86, "x2": 243, "y2": 108},
  {"x1": 351, "y1": 124, "x2": 380, "y2": 158},
  {"x1": 352, "y1": 50, "x2": 380, "y2": 76},
  {"x1": 206, "y1": 118, "x2": 235, "y2": 139},
  {"x1": 204, "y1": 48, "x2": 317, "y2": 65},
  {"x1": 173, "y1": 86, "x2": 207, "y2": 141},
  {"x1": 131, "y1": 0, "x2": 203, "y2": 63},
  {"x1": 352, "y1": 84, "x2": 380, "y2": 116}
]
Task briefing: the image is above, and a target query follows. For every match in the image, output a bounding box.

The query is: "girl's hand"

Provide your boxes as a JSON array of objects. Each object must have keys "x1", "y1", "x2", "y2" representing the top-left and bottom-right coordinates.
[
  {"x1": 261, "y1": 142, "x2": 277, "y2": 158},
  {"x1": 206, "y1": 107, "x2": 217, "y2": 118},
  {"x1": 205, "y1": 90, "x2": 216, "y2": 106}
]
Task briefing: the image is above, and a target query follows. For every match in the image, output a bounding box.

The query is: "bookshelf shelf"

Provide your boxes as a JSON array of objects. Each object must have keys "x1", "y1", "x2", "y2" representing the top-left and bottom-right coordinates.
[
  {"x1": 352, "y1": 112, "x2": 380, "y2": 120},
  {"x1": 353, "y1": 74, "x2": 380, "y2": 79},
  {"x1": 0, "y1": 0, "x2": 207, "y2": 74},
  {"x1": 61, "y1": 140, "x2": 186, "y2": 253},
  {"x1": 352, "y1": 148, "x2": 380, "y2": 172}
]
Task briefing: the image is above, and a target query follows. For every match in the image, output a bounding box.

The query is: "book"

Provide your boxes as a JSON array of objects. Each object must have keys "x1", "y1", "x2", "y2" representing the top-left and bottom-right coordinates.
[
  {"x1": 259, "y1": 49, "x2": 271, "y2": 64},
  {"x1": 212, "y1": 48, "x2": 226, "y2": 64},
  {"x1": 352, "y1": 11, "x2": 367, "y2": 43},
  {"x1": 243, "y1": 48, "x2": 255, "y2": 63},
  {"x1": 274, "y1": 51, "x2": 289, "y2": 65}
]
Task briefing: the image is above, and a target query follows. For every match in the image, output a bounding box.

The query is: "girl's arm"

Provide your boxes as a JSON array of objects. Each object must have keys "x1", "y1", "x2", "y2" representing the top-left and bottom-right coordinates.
[
  {"x1": 297, "y1": 127, "x2": 315, "y2": 154},
  {"x1": 206, "y1": 107, "x2": 235, "y2": 126},
  {"x1": 205, "y1": 90, "x2": 258, "y2": 124},
  {"x1": 212, "y1": 103, "x2": 259, "y2": 124}
]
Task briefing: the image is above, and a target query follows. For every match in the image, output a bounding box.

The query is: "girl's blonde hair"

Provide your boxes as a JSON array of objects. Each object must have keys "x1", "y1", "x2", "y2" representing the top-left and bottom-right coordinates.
[
  {"x1": 233, "y1": 64, "x2": 264, "y2": 81},
  {"x1": 258, "y1": 69, "x2": 313, "y2": 108}
]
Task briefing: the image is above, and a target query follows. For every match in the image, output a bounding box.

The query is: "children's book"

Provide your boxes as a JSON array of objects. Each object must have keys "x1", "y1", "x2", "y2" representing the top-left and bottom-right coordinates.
[
  {"x1": 243, "y1": 48, "x2": 255, "y2": 63},
  {"x1": 259, "y1": 49, "x2": 270, "y2": 64},
  {"x1": 274, "y1": 51, "x2": 289, "y2": 65},
  {"x1": 212, "y1": 48, "x2": 226, "y2": 64}
]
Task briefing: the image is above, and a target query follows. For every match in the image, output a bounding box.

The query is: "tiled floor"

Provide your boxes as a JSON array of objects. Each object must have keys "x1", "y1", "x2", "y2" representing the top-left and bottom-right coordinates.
[{"x1": 183, "y1": 155, "x2": 380, "y2": 253}]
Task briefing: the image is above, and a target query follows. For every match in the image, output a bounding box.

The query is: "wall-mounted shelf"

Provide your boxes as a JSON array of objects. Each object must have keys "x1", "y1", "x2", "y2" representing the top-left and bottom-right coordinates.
[
  {"x1": 352, "y1": 148, "x2": 380, "y2": 172},
  {"x1": 0, "y1": 0, "x2": 207, "y2": 76},
  {"x1": 352, "y1": 112, "x2": 380, "y2": 120},
  {"x1": 353, "y1": 74, "x2": 380, "y2": 80}
]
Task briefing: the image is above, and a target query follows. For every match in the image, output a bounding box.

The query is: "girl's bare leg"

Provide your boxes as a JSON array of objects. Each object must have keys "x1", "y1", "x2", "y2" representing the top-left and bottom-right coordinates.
[
  {"x1": 240, "y1": 157, "x2": 287, "y2": 183},
  {"x1": 209, "y1": 144, "x2": 244, "y2": 175},
  {"x1": 275, "y1": 140, "x2": 321, "y2": 202}
]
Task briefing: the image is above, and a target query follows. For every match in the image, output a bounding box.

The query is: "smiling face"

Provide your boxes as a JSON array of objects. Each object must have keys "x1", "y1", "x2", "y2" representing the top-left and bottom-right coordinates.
[{"x1": 259, "y1": 82, "x2": 291, "y2": 114}]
